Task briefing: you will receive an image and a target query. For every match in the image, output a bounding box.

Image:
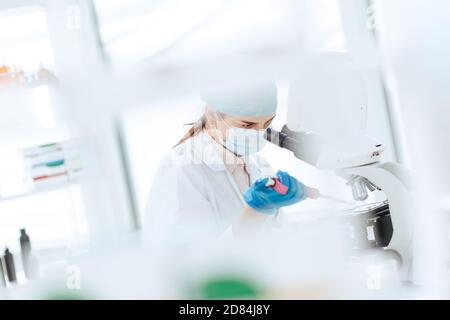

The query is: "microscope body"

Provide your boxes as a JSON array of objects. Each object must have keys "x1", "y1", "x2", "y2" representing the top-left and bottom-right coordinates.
[
  {"x1": 339, "y1": 162, "x2": 414, "y2": 281},
  {"x1": 266, "y1": 125, "x2": 414, "y2": 281}
]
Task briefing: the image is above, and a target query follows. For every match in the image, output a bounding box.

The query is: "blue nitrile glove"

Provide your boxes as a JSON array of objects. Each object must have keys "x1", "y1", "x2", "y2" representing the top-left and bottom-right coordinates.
[{"x1": 243, "y1": 170, "x2": 308, "y2": 215}]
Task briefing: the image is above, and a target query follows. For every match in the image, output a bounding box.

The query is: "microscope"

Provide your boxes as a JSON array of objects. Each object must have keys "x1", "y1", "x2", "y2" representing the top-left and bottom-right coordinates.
[{"x1": 265, "y1": 53, "x2": 414, "y2": 281}]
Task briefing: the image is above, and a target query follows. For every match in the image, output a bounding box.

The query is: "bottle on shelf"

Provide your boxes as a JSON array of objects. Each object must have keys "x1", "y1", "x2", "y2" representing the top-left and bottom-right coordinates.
[
  {"x1": 19, "y1": 228, "x2": 39, "y2": 280},
  {"x1": 3, "y1": 248, "x2": 17, "y2": 283}
]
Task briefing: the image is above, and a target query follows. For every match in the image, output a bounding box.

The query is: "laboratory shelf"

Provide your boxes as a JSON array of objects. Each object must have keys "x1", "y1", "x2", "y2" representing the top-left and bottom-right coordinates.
[
  {"x1": 0, "y1": 180, "x2": 79, "y2": 204},
  {"x1": 0, "y1": 77, "x2": 58, "y2": 94}
]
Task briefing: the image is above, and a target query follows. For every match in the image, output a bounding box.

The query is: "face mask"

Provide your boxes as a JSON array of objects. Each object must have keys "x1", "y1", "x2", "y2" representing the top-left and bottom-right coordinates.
[{"x1": 223, "y1": 127, "x2": 268, "y2": 156}]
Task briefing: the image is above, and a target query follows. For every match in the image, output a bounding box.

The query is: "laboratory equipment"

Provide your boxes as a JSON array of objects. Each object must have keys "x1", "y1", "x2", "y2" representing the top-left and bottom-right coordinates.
[
  {"x1": 20, "y1": 228, "x2": 38, "y2": 279},
  {"x1": 0, "y1": 64, "x2": 56, "y2": 88},
  {"x1": 266, "y1": 176, "x2": 323, "y2": 201},
  {"x1": 342, "y1": 201, "x2": 394, "y2": 250},
  {"x1": 0, "y1": 257, "x2": 6, "y2": 287},
  {"x1": 23, "y1": 141, "x2": 84, "y2": 190},
  {"x1": 265, "y1": 52, "x2": 414, "y2": 281},
  {"x1": 20, "y1": 229, "x2": 31, "y2": 263},
  {"x1": 3, "y1": 248, "x2": 17, "y2": 283},
  {"x1": 244, "y1": 171, "x2": 309, "y2": 215},
  {"x1": 265, "y1": 177, "x2": 288, "y2": 195}
]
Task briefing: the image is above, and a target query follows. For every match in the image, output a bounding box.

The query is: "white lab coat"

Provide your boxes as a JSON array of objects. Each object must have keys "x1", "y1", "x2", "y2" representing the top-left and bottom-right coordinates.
[{"x1": 143, "y1": 131, "x2": 277, "y2": 240}]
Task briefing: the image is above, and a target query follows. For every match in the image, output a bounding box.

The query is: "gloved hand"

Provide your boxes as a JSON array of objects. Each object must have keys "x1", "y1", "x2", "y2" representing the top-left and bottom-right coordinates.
[{"x1": 243, "y1": 170, "x2": 308, "y2": 215}]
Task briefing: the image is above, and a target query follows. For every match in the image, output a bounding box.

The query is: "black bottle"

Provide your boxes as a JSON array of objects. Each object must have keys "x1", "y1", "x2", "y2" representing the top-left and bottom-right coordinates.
[
  {"x1": 4, "y1": 248, "x2": 16, "y2": 283},
  {"x1": 20, "y1": 229, "x2": 32, "y2": 278}
]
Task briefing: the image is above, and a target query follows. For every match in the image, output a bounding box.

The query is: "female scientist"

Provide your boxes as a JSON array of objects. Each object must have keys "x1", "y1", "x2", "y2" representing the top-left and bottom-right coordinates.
[{"x1": 144, "y1": 82, "x2": 313, "y2": 239}]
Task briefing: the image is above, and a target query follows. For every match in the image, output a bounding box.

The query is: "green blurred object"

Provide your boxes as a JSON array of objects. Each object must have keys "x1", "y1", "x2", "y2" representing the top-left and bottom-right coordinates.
[
  {"x1": 32, "y1": 159, "x2": 65, "y2": 168},
  {"x1": 196, "y1": 275, "x2": 261, "y2": 299},
  {"x1": 45, "y1": 291, "x2": 91, "y2": 300},
  {"x1": 45, "y1": 159, "x2": 65, "y2": 167}
]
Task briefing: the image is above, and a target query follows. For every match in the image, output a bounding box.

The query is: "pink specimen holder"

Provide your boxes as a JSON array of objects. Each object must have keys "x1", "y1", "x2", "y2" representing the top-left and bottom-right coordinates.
[{"x1": 269, "y1": 178, "x2": 289, "y2": 195}]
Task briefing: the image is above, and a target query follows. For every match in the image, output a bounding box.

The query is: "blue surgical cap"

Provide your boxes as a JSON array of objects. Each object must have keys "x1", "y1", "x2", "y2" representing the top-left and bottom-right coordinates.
[{"x1": 201, "y1": 81, "x2": 278, "y2": 117}]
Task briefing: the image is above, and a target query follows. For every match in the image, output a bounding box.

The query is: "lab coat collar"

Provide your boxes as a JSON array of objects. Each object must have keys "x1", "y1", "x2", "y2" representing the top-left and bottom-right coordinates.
[{"x1": 190, "y1": 131, "x2": 227, "y2": 171}]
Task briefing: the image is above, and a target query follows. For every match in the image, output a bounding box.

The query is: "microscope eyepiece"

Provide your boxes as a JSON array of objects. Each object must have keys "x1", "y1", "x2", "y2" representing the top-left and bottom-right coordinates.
[
  {"x1": 264, "y1": 125, "x2": 325, "y2": 167},
  {"x1": 264, "y1": 127, "x2": 288, "y2": 147}
]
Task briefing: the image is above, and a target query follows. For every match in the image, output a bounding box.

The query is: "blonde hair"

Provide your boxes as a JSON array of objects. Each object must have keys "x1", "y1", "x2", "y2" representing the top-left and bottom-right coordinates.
[{"x1": 174, "y1": 114, "x2": 206, "y2": 148}]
